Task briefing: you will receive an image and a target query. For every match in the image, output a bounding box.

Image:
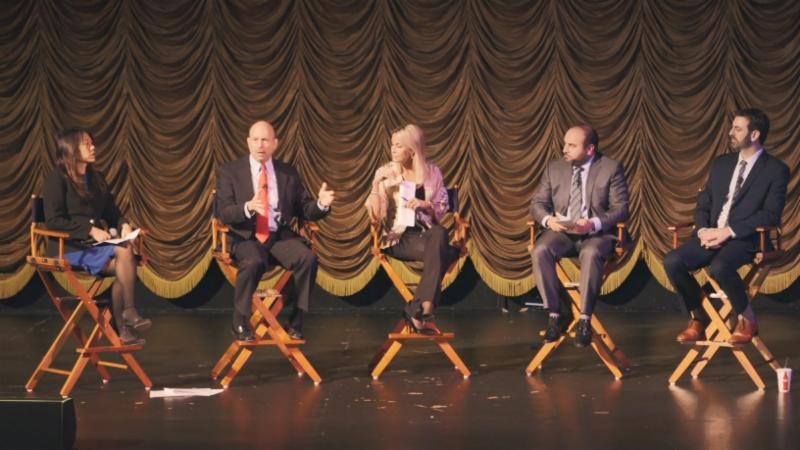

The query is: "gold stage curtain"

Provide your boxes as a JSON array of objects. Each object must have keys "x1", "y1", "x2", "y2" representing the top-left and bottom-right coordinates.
[{"x1": 1, "y1": 0, "x2": 798, "y2": 299}]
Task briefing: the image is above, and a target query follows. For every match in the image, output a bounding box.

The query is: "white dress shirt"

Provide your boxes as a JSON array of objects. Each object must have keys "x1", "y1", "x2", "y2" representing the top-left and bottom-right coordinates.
[
  {"x1": 244, "y1": 156, "x2": 280, "y2": 231},
  {"x1": 715, "y1": 149, "x2": 763, "y2": 235}
]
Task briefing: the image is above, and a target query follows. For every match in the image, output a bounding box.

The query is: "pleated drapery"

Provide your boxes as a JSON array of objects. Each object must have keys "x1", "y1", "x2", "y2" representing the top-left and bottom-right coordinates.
[{"x1": 1, "y1": 0, "x2": 798, "y2": 299}]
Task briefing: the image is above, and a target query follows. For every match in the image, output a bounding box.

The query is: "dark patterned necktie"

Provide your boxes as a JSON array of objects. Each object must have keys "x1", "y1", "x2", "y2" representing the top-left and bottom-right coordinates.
[
  {"x1": 568, "y1": 166, "x2": 583, "y2": 220},
  {"x1": 732, "y1": 160, "x2": 747, "y2": 201}
]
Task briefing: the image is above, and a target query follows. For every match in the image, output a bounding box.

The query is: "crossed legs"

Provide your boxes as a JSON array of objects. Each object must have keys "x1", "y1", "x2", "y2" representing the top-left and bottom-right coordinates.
[
  {"x1": 384, "y1": 225, "x2": 459, "y2": 333},
  {"x1": 102, "y1": 244, "x2": 151, "y2": 344}
]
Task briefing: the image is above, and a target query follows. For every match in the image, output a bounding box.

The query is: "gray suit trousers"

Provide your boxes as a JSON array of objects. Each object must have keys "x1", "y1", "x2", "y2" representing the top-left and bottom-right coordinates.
[{"x1": 531, "y1": 229, "x2": 615, "y2": 316}]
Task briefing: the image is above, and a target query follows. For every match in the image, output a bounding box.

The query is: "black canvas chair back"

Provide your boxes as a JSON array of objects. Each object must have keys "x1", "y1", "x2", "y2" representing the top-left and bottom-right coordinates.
[
  {"x1": 447, "y1": 187, "x2": 458, "y2": 214},
  {"x1": 31, "y1": 195, "x2": 45, "y2": 224}
]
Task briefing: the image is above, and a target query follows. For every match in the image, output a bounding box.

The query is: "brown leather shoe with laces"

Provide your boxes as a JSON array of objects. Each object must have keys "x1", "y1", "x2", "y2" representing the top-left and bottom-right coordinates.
[
  {"x1": 728, "y1": 318, "x2": 758, "y2": 345},
  {"x1": 676, "y1": 319, "x2": 708, "y2": 342}
]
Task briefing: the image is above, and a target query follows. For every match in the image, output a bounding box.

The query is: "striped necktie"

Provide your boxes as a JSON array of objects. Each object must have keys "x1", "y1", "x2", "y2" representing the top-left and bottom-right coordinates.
[
  {"x1": 732, "y1": 160, "x2": 747, "y2": 201},
  {"x1": 568, "y1": 166, "x2": 583, "y2": 220},
  {"x1": 719, "y1": 160, "x2": 748, "y2": 227}
]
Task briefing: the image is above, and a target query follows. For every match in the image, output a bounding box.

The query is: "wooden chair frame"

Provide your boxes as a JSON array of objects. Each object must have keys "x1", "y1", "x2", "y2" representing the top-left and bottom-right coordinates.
[
  {"x1": 368, "y1": 187, "x2": 471, "y2": 380},
  {"x1": 667, "y1": 223, "x2": 782, "y2": 390},
  {"x1": 25, "y1": 195, "x2": 152, "y2": 398},
  {"x1": 209, "y1": 191, "x2": 322, "y2": 386},
  {"x1": 525, "y1": 221, "x2": 632, "y2": 380}
]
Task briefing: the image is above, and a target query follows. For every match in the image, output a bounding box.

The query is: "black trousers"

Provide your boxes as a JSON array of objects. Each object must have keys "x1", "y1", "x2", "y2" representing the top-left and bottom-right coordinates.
[
  {"x1": 231, "y1": 229, "x2": 318, "y2": 327},
  {"x1": 663, "y1": 237, "x2": 755, "y2": 315},
  {"x1": 384, "y1": 225, "x2": 459, "y2": 315}
]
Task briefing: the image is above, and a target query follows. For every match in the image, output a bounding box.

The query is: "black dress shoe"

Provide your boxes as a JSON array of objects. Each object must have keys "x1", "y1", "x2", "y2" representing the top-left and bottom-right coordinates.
[
  {"x1": 232, "y1": 324, "x2": 255, "y2": 342},
  {"x1": 575, "y1": 318, "x2": 593, "y2": 348},
  {"x1": 285, "y1": 326, "x2": 304, "y2": 340},
  {"x1": 543, "y1": 314, "x2": 571, "y2": 343}
]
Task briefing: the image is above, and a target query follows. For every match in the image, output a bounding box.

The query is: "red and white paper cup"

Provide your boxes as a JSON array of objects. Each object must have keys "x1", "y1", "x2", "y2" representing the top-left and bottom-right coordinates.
[{"x1": 777, "y1": 367, "x2": 792, "y2": 393}]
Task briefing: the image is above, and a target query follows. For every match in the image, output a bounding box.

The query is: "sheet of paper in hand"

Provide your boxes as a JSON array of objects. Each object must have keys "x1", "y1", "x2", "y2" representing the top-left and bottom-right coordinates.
[
  {"x1": 554, "y1": 213, "x2": 575, "y2": 230},
  {"x1": 396, "y1": 181, "x2": 416, "y2": 227},
  {"x1": 94, "y1": 228, "x2": 141, "y2": 246}
]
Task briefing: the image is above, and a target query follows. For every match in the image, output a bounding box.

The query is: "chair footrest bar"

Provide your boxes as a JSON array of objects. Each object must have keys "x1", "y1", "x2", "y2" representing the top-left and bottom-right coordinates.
[
  {"x1": 53, "y1": 296, "x2": 108, "y2": 305},
  {"x1": 236, "y1": 339, "x2": 306, "y2": 347},
  {"x1": 568, "y1": 331, "x2": 607, "y2": 338},
  {"x1": 76, "y1": 344, "x2": 144, "y2": 353},
  {"x1": 387, "y1": 332, "x2": 456, "y2": 340},
  {"x1": 96, "y1": 361, "x2": 129, "y2": 370},
  {"x1": 680, "y1": 340, "x2": 743, "y2": 348},
  {"x1": 41, "y1": 367, "x2": 71, "y2": 376}
]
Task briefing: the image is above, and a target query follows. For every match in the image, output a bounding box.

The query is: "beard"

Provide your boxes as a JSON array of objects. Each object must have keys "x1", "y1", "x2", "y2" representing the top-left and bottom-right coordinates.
[{"x1": 730, "y1": 134, "x2": 753, "y2": 151}]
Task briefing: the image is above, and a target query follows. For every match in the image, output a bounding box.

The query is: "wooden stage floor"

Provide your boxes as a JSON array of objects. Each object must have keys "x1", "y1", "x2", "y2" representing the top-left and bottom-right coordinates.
[{"x1": 0, "y1": 309, "x2": 797, "y2": 450}]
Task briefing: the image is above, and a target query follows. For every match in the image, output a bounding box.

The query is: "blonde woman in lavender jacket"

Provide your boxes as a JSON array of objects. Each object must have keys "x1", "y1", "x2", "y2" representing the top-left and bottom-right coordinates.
[{"x1": 365, "y1": 124, "x2": 458, "y2": 335}]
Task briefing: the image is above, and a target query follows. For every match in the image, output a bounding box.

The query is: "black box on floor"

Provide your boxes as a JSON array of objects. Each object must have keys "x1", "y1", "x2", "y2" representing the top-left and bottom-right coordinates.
[{"x1": 0, "y1": 396, "x2": 76, "y2": 450}]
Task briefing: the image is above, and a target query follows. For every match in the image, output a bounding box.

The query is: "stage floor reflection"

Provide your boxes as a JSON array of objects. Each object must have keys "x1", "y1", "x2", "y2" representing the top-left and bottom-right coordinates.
[{"x1": 1, "y1": 310, "x2": 797, "y2": 450}]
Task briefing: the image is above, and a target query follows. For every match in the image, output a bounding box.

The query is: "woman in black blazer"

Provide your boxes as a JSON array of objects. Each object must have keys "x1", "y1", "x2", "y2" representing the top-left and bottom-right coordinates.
[{"x1": 43, "y1": 128, "x2": 151, "y2": 345}]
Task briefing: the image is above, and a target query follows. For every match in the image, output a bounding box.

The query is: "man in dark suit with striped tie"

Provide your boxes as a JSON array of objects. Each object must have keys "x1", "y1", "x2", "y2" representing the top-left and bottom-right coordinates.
[
  {"x1": 216, "y1": 121, "x2": 334, "y2": 341},
  {"x1": 530, "y1": 125, "x2": 630, "y2": 347},
  {"x1": 664, "y1": 109, "x2": 789, "y2": 344}
]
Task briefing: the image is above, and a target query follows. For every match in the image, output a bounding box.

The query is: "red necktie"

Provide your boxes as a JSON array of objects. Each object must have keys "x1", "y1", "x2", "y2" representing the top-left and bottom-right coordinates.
[{"x1": 255, "y1": 163, "x2": 270, "y2": 243}]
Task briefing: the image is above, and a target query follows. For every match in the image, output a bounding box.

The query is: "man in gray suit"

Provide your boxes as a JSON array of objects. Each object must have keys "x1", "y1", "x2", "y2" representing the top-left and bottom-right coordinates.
[{"x1": 530, "y1": 125, "x2": 629, "y2": 347}]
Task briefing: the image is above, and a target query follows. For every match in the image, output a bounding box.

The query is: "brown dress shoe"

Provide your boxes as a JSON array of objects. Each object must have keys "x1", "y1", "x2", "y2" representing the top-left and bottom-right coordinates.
[
  {"x1": 729, "y1": 318, "x2": 758, "y2": 345},
  {"x1": 676, "y1": 319, "x2": 708, "y2": 342}
]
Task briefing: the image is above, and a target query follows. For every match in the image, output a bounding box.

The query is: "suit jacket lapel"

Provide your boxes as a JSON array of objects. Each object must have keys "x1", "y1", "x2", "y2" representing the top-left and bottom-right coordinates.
[
  {"x1": 713, "y1": 155, "x2": 738, "y2": 213},
  {"x1": 557, "y1": 160, "x2": 572, "y2": 215},
  {"x1": 732, "y1": 152, "x2": 766, "y2": 206},
  {"x1": 238, "y1": 157, "x2": 254, "y2": 200},
  {"x1": 584, "y1": 154, "x2": 601, "y2": 213},
  {"x1": 274, "y1": 160, "x2": 290, "y2": 215}
]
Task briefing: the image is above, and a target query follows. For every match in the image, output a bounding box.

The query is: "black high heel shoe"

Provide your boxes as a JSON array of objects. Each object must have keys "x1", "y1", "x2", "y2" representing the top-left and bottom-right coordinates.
[
  {"x1": 403, "y1": 311, "x2": 436, "y2": 336},
  {"x1": 419, "y1": 313, "x2": 441, "y2": 335}
]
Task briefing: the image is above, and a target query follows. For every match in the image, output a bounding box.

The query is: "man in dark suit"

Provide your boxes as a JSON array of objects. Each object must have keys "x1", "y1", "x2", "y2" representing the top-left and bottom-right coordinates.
[
  {"x1": 217, "y1": 121, "x2": 334, "y2": 341},
  {"x1": 531, "y1": 125, "x2": 630, "y2": 347},
  {"x1": 664, "y1": 108, "x2": 789, "y2": 344}
]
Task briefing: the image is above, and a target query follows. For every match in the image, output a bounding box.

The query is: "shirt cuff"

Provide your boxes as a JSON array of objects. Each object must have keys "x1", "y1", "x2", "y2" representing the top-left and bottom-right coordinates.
[
  {"x1": 590, "y1": 217, "x2": 602, "y2": 234},
  {"x1": 727, "y1": 226, "x2": 736, "y2": 238},
  {"x1": 317, "y1": 200, "x2": 330, "y2": 212},
  {"x1": 542, "y1": 215, "x2": 552, "y2": 228},
  {"x1": 244, "y1": 203, "x2": 252, "y2": 219}
]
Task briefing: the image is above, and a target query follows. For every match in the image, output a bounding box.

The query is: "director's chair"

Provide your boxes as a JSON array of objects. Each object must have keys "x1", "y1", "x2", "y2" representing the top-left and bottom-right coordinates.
[
  {"x1": 25, "y1": 195, "x2": 152, "y2": 397},
  {"x1": 368, "y1": 187, "x2": 471, "y2": 380},
  {"x1": 209, "y1": 190, "x2": 322, "y2": 386},
  {"x1": 525, "y1": 221, "x2": 632, "y2": 380},
  {"x1": 667, "y1": 223, "x2": 782, "y2": 390}
]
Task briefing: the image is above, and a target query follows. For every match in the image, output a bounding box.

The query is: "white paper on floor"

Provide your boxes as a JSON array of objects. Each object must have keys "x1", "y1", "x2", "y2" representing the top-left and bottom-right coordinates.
[{"x1": 149, "y1": 387, "x2": 224, "y2": 398}]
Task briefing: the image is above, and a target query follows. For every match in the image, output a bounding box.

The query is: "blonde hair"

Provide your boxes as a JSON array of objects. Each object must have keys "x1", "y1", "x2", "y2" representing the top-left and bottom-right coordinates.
[{"x1": 391, "y1": 124, "x2": 428, "y2": 185}]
